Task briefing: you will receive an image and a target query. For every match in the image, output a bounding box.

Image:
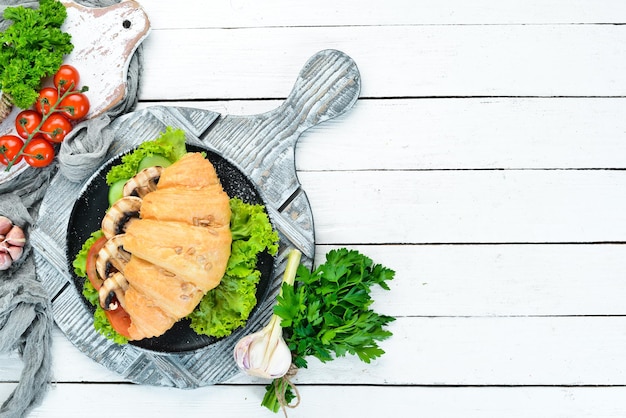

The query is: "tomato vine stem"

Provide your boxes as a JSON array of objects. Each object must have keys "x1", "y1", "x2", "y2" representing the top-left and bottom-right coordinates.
[{"x1": 3, "y1": 82, "x2": 85, "y2": 172}]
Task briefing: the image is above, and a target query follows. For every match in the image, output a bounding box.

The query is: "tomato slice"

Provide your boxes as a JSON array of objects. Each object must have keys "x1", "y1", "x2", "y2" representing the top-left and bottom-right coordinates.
[
  {"x1": 86, "y1": 235, "x2": 132, "y2": 339},
  {"x1": 105, "y1": 307, "x2": 132, "y2": 339},
  {"x1": 86, "y1": 236, "x2": 107, "y2": 290}
]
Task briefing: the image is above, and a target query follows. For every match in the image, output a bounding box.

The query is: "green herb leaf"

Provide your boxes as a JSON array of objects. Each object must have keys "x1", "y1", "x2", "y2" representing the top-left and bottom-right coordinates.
[
  {"x1": 0, "y1": 0, "x2": 73, "y2": 109},
  {"x1": 274, "y1": 248, "x2": 395, "y2": 369}
]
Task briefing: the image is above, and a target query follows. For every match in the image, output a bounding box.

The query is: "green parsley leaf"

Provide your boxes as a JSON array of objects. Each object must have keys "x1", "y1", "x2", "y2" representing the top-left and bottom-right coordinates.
[
  {"x1": 0, "y1": 0, "x2": 73, "y2": 109},
  {"x1": 275, "y1": 248, "x2": 395, "y2": 368},
  {"x1": 262, "y1": 249, "x2": 395, "y2": 412}
]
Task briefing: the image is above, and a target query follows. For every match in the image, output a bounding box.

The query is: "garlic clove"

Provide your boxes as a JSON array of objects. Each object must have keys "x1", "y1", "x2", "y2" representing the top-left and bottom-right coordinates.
[
  {"x1": 234, "y1": 331, "x2": 262, "y2": 370},
  {"x1": 0, "y1": 216, "x2": 12, "y2": 236},
  {"x1": 7, "y1": 245, "x2": 23, "y2": 262},
  {"x1": 5, "y1": 225, "x2": 25, "y2": 247},
  {"x1": 264, "y1": 336, "x2": 292, "y2": 378},
  {"x1": 233, "y1": 320, "x2": 293, "y2": 379},
  {"x1": 0, "y1": 252, "x2": 12, "y2": 271}
]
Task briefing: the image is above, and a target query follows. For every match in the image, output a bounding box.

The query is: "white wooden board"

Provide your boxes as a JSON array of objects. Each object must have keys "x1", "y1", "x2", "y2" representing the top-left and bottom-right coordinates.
[{"x1": 138, "y1": 25, "x2": 626, "y2": 99}]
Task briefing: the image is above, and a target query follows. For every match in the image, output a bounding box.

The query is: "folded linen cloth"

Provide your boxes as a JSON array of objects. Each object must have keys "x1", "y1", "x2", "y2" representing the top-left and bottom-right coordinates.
[
  {"x1": 0, "y1": 1, "x2": 143, "y2": 416},
  {"x1": 0, "y1": 194, "x2": 51, "y2": 418}
]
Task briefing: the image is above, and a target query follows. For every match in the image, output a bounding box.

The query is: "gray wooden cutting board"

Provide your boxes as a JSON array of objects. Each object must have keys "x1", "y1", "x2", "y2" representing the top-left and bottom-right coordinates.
[{"x1": 31, "y1": 49, "x2": 361, "y2": 387}]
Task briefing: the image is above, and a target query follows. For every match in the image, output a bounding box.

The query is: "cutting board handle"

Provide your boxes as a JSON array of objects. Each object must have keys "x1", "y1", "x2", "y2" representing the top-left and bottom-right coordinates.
[
  {"x1": 276, "y1": 49, "x2": 361, "y2": 137},
  {"x1": 201, "y1": 49, "x2": 360, "y2": 260}
]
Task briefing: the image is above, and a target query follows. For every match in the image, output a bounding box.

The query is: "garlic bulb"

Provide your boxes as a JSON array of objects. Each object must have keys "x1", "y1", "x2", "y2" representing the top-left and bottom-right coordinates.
[
  {"x1": 234, "y1": 249, "x2": 301, "y2": 379},
  {"x1": 0, "y1": 216, "x2": 26, "y2": 271}
]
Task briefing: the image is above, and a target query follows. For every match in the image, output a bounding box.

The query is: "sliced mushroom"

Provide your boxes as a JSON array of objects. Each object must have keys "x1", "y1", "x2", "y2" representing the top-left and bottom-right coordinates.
[
  {"x1": 123, "y1": 166, "x2": 163, "y2": 198},
  {"x1": 101, "y1": 196, "x2": 142, "y2": 239},
  {"x1": 99, "y1": 271, "x2": 130, "y2": 310},
  {"x1": 96, "y1": 234, "x2": 131, "y2": 280}
]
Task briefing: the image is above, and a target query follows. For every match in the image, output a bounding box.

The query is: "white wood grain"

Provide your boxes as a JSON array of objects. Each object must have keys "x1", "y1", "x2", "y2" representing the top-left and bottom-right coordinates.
[
  {"x1": 3, "y1": 384, "x2": 623, "y2": 418},
  {"x1": 313, "y1": 244, "x2": 626, "y2": 317},
  {"x1": 4, "y1": 1, "x2": 625, "y2": 415},
  {"x1": 138, "y1": 98, "x2": 626, "y2": 170},
  {"x1": 298, "y1": 170, "x2": 626, "y2": 244},
  {"x1": 3, "y1": 316, "x2": 626, "y2": 386},
  {"x1": 138, "y1": 25, "x2": 626, "y2": 99},
  {"x1": 138, "y1": 0, "x2": 626, "y2": 28}
]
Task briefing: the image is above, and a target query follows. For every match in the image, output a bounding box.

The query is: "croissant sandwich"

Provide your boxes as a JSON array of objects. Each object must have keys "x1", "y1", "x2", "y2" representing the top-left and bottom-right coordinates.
[{"x1": 96, "y1": 152, "x2": 232, "y2": 340}]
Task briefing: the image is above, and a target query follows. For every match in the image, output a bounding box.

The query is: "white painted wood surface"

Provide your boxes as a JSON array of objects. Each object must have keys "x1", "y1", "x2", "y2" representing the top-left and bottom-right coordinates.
[{"x1": 3, "y1": 0, "x2": 626, "y2": 417}]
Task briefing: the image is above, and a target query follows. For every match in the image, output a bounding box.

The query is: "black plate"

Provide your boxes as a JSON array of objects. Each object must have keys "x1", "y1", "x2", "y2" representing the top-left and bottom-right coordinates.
[{"x1": 65, "y1": 144, "x2": 275, "y2": 353}]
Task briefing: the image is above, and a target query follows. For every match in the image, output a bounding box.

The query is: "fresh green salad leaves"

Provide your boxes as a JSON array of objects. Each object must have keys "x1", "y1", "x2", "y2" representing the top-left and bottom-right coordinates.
[
  {"x1": 106, "y1": 126, "x2": 187, "y2": 185},
  {"x1": 188, "y1": 198, "x2": 279, "y2": 338},
  {"x1": 0, "y1": 0, "x2": 73, "y2": 109},
  {"x1": 261, "y1": 248, "x2": 395, "y2": 412}
]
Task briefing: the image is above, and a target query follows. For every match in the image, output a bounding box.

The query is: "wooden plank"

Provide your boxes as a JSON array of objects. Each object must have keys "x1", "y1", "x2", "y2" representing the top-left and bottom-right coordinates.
[
  {"x1": 138, "y1": 25, "x2": 626, "y2": 99},
  {"x1": 311, "y1": 244, "x2": 626, "y2": 317},
  {"x1": 230, "y1": 316, "x2": 626, "y2": 386},
  {"x1": 3, "y1": 316, "x2": 626, "y2": 385},
  {"x1": 9, "y1": 384, "x2": 626, "y2": 418},
  {"x1": 138, "y1": 98, "x2": 626, "y2": 170},
  {"x1": 139, "y1": 0, "x2": 626, "y2": 28},
  {"x1": 298, "y1": 170, "x2": 626, "y2": 244}
]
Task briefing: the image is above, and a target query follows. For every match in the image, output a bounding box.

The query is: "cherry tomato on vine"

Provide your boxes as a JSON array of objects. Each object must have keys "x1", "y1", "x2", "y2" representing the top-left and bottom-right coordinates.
[
  {"x1": 59, "y1": 92, "x2": 90, "y2": 120},
  {"x1": 23, "y1": 137, "x2": 55, "y2": 168},
  {"x1": 0, "y1": 135, "x2": 24, "y2": 166},
  {"x1": 54, "y1": 64, "x2": 80, "y2": 93},
  {"x1": 40, "y1": 113, "x2": 72, "y2": 143},
  {"x1": 14, "y1": 110, "x2": 43, "y2": 139},
  {"x1": 36, "y1": 87, "x2": 59, "y2": 115}
]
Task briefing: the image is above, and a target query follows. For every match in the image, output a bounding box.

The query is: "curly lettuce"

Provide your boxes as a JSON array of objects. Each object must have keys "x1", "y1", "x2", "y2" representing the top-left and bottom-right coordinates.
[{"x1": 105, "y1": 126, "x2": 187, "y2": 185}]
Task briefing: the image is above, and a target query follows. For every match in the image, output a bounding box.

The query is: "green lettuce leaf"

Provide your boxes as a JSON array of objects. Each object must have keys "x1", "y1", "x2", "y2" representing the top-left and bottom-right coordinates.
[{"x1": 105, "y1": 126, "x2": 187, "y2": 185}]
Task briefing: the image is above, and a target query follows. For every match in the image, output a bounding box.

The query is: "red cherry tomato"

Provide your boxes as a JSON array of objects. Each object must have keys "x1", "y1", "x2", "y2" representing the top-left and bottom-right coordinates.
[
  {"x1": 53, "y1": 64, "x2": 80, "y2": 93},
  {"x1": 36, "y1": 87, "x2": 59, "y2": 115},
  {"x1": 14, "y1": 110, "x2": 42, "y2": 139},
  {"x1": 23, "y1": 137, "x2": 55, "y2": 168},
  {"x1": 0, "y1": 135, "x2": 24, "y2": 166},
  {"x1": 40, "y1": 113, "x2": 72, "y2": 143},
  {"x1": 59, "y1": 92, "x2": 90, "y2": 120}
]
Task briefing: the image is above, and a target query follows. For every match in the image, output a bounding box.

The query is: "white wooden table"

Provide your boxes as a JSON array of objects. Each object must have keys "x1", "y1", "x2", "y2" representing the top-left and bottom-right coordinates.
[{"x1": 3, "y1": 0, "x2": 626, "y2": 416}]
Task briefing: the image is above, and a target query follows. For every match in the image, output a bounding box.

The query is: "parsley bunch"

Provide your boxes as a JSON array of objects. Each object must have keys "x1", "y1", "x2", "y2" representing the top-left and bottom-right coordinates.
[
  {"x1": 262, "y1": 248, "x2": 395, "y2": 413},
  {"x1": 0, "y1": 0, "x2": 73, "y2": 110}
]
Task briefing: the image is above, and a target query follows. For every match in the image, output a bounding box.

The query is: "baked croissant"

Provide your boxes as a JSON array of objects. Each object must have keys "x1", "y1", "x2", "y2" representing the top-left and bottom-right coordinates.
[{"x1": 97, "y1": 152, "x2": 232, "y2": 340}]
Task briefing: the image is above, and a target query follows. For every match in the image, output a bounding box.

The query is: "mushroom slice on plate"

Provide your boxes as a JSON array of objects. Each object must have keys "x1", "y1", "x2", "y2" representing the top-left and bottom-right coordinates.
[
  {"x1": 96, "y1": 234, "x2": 131, "y2": 280},
  {"x1": 101, "y1": 196, "x2": 142, "y2": 239},
  {"x1": 123, "y1": 166, "x2": 164, "y2": 198}
]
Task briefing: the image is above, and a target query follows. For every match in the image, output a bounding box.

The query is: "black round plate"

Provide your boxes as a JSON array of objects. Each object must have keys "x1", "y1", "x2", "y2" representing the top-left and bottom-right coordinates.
[{"x1": 65, "y1": 144, "x2": 275, "y2": 353}]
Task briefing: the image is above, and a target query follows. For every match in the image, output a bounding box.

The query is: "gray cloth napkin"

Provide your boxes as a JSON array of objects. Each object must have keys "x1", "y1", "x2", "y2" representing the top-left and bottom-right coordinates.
[{"x1": 0, "y1": 1, "x2": 143, "y2": 416}]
